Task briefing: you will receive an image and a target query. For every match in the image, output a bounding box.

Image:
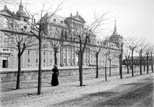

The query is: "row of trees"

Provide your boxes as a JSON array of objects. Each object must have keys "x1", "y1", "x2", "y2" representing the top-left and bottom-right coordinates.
[
  {"x1": 122, "y1": 38, "x2": 154, "y2": 78},
  {"x1": 2, "y1": 1, "x2": 153, "y2": 95},
  {"x1": 0, "y1": 2, "x2": 122, "y2": 95}
]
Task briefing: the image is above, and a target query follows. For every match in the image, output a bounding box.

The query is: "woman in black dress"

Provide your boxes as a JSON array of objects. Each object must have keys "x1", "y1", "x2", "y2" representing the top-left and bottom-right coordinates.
[{"x1": 51, "y1": 65, "x2": 59, "y2": 86}]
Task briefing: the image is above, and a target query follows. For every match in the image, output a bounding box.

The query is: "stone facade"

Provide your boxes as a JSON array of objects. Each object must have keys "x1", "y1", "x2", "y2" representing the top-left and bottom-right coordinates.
[{"x1": 0, "y1": 3, "x2": 121, "y2": 70}]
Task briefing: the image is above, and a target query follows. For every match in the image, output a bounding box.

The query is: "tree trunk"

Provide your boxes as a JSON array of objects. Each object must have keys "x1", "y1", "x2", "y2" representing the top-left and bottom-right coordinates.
[
  {"x1": 147, "y1": 53, "x2": 149, "y2": 74},
  {"x1": 96, "y1": 52, "x2": 99, "y2": 78},
  {"x1": 119, "y1": 44, "x2": 123, "y2": 79},
  {"x1": 54, "y1": 48, "x2": 57, "y2": 65},
  {"x1": 38, "y1": 35, "x2": 42, "y2": 95},
  {"x1": 131, "y1": 50, "x2": 134, "y2": 77},
  {"x1": 105, "y1": 55, "x2": 107, "y2": 81},
  {"x1": 79, "y1": 52, "x2": 83, "y2": 86},
  {"x1": 151, "y1": 52, "x2": 153, "y2": 73},
  {"x1": 126, "y1": 56, "x2": 129, "y2": 74},
  {"x1": 144, "y1": 57, "x2": 146, "y2": 71},
  {"x1": 16, "y1": 52, "x2": 21, "y2": 89},
  {"x1": 139, "y1": 52, "x2": 142, "y2": 75},
  {"x1": 109, "y1": 60, "x2": 111, "y2": 76},
  {"x1": 119, "y1": 54, "x2": 122, "y2": 79},
  {"x1": 60, "y1": 45, "x2": 63, "y2": 67}
]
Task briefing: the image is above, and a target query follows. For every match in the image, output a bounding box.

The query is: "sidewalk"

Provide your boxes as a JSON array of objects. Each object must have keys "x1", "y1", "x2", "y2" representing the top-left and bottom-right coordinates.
[
  {"x1": 1, "y1": 69, "x2": 153, "y2": 107},
  {"x1": 0, "y1": 66, "x2": 150, "y2": 91}
]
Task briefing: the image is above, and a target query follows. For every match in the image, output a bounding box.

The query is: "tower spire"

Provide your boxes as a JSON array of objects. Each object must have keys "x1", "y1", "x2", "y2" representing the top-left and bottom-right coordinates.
[
  {"x1": 113, "y1": 19, "x2": 117, "y2": 34},
  {"x1": 19, "y1": 0, "x2": 23, "y2": 11}
]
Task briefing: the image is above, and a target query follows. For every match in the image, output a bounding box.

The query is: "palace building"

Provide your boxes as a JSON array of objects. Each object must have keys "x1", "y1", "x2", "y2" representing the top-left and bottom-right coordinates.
[{"x1": 0, "y1": 2, "x2": 122, "y2": 69}]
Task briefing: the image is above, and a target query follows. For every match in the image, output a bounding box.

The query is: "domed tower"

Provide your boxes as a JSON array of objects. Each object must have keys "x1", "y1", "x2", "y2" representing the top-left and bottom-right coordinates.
[
  {"x1": 16, "y1": 0, "x2": 29, "y2": 22},
  {"x1": 109, "y1": 20, "x2": 123, "y2": 47}
]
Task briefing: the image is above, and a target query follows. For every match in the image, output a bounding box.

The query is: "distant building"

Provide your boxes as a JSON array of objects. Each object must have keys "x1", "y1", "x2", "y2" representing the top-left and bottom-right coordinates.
[
  {"x1": 0, "y1": 3, "x2": 122, "y2": 69},
  {"x1": 109, "y1": 20, "x2": 123, "y2": 48}
]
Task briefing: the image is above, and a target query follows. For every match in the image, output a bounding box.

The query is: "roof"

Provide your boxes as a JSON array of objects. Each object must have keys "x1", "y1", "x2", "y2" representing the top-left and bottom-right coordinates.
[
  {"x1": 0, "y1": 5, "x2": 15, "y2": 18},
  {"x1": 16, "y1": 1, "x2": 29, "y2": 19},
  {"x1": 47, "y1": 13, "x2": 68, "y2": 28},
  {"x1": 66, "y1": 11, "x2": 86, "y2": 24}
]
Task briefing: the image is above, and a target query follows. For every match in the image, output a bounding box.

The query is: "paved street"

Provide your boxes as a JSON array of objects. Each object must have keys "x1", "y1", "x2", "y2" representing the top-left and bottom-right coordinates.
[{"x1": 0, "y1": 68, "x2": 154, "y2": 107}]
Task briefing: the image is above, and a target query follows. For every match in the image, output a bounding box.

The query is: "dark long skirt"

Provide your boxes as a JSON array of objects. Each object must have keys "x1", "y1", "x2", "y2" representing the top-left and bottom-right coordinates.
[{"x1": 51, "y1": 73, "x2": 59, "y2": 86}]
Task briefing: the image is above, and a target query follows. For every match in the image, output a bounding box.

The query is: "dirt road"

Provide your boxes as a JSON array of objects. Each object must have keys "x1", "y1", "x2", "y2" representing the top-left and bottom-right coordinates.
[
  {"x1": 52, "y1": 74, "x2": 154, "y2": 107},
  {"x1": 1, "y1": 73, "x2": 154, "y2": 107}
]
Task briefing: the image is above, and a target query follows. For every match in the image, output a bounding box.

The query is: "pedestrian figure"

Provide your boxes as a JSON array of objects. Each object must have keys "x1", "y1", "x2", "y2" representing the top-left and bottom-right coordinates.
[{"x1": 51, "y1": 65, "x2": 59, "y2": 86}]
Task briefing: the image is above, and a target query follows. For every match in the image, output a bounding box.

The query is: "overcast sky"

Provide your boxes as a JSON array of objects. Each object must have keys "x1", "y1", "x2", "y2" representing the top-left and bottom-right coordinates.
[{"x1": 1, "y1": 0, "x2": 154, "y2": 45}]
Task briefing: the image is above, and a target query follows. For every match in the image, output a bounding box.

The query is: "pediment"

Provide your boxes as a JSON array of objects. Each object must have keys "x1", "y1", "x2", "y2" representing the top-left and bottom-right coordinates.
[{"x1": 0, "y1": 9, "x2": 14, "y2": 17}]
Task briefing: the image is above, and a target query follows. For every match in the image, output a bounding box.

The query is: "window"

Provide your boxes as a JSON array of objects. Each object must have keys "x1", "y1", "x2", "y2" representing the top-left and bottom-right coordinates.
[
  {"x1": 36, "y1": 51, "x2": 38, "y2": 55},
  {"x1": 61, "y1": 21, "x2": 63, "y2": 24},
  {"x1": 24, "y1": 18, "x2": 27, "y2": 22},
  {"x1": 10, "y1": 38, "x2": 14, "y2": 44},
  {"x1": 28, "y1": 58, "x2": 30, "y2": 63},
  {"x1": 65, "y1": 31, "x2": 67, "y2": 40},
  {"x1": 0, "y1": 36, "x2": 2, "y2": 42},
  {"x1": 28, "y1": 50, "x2": 30, "y2": 55},
  {"x1": 36, "y1": 59, "x2": 38, "y2": 63},
  {"x1": 10, "y1": 23, "x2": 13, "y2": 28},
  {"x1": 4, "y1": 37, "x2": 8, "y2": 43},
  {"x1": 3, "y1": 48, "x2": 9, "y2": 51},
  {"x1": 24, "y1": 26, "x2": 27, "y2": 30},
  {"x1": 53, "y1": 19, "x2": 56, "y2": 22}
]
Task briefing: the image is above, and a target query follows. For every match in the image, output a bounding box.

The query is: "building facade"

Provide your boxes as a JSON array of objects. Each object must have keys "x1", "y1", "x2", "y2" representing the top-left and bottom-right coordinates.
[{"x1": 0, "y1": 3, "x2": 122, "y2": 69}]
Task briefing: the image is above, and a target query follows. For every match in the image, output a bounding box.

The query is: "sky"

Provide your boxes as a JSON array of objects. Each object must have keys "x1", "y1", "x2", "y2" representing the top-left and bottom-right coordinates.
[{"x1": 1, "y1": 0, "x2": 154, "y2": 45}]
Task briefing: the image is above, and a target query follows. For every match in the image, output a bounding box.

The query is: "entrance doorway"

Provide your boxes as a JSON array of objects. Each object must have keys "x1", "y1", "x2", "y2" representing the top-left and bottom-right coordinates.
[{"x1": 2, "y1": 60, "x2": 8, "y2": 68}]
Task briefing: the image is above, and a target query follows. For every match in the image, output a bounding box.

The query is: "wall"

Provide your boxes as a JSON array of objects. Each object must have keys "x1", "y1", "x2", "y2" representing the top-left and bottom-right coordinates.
[{"x1": 0, "y1": 66, "x2": 113, "y2": 82}]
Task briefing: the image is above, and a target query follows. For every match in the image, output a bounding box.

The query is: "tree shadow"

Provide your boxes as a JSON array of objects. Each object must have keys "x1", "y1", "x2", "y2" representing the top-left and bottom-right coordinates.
[
  {"x1": 123, "y1": 82, "x2": 144, "y2": 86},
  {"x1": 94, "y1": 82, "x2": 153, "y2": 107},
  {"x1": 53, "y1": 91, "x2": 118, "y2": 107}
]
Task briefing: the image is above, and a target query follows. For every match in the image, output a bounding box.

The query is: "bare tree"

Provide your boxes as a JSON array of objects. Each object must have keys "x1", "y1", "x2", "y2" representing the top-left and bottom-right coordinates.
[
  {"x1": 104, "y1": 48, "x2": 110, "y2": 81},
  {"x1": 149, "y1": 46, "x2": 154, "y2": 73},
  {"x1": 136, "y1": 40, "x2": 148, "y2": 75},
  {"x1": 0, "y1": 0, "x2": 18, "y2": 5},
  {"x1": 70, "y1": 13, "x2": 107, "y2": 86},
  {"x1": 13, "y1": 20, "x2": 36, "y2": 89},
  {"x1": 101, "y1": 38, "x2": 110, "y2": 81},
  {"x1": 108, "y1": 49, "x2": 119, "y2": 76},
  {"x1": 1, "y1": 15, "x2": 37, "y2": 89},
  {"x1": 144, "y1": 45, "x2": 153, "y2": 74},
  {"x1": 46, "y1": 20, "x2": 64, "y2": 65},
  {"x1": 93, "y1": 40, "x2": 103, "y2": 78},
  {"x1": 29, "y1": 3, "x2": 62, "y2": 95},
  {"x1": 123, "y1": 48, "x2": 131, "y2": 74},
  {"x1": 119, "y1": 43, "x2": 123, "y2": 79},
  {"x1": 125, "y1": 38, "x2": 139, "y2": 77}
]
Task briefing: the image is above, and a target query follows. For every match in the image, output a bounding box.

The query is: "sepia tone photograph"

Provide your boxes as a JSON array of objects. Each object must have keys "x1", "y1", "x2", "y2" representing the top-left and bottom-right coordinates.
[{"x1": 0, "y1": 0, "x2": 154, "y2": 107}]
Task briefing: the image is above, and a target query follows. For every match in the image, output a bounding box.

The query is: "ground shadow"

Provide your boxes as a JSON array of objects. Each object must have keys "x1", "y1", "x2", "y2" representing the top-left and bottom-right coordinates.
[
  {"x1": 94, "y1": 82, "x2": 153, "y2": 107},
  {"x1": 53, "y1": 91, "x2": 118, "y2": 107}
]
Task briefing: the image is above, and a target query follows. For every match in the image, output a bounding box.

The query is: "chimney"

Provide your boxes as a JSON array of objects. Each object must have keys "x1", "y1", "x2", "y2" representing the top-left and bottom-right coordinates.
[
  {"x1": 70, "y1": 13, "x2": 72, "y2": 17},
  {"x1": 76, "y1": 11, "x2": 79, "y2": 16}
]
